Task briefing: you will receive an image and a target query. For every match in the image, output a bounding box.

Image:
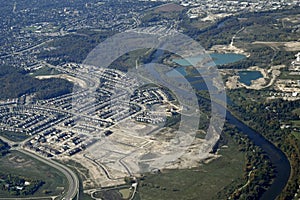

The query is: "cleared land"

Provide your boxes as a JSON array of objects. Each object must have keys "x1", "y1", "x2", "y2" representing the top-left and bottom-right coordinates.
[
  {"x1": 135, "y1": 135, "x2": 245, "y2": 200},
  {"x1": 154, "y1": 3, "x2": 184, "y2": 12}
]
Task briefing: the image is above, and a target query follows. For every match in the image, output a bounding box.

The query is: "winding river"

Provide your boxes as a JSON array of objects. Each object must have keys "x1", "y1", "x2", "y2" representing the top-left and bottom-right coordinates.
[
  {"x1": 224, "y1": 105, "x2": 290, "y2": 200},
  {"x1": 148, "y1": 50, "x2": 291, "y2": 199}
]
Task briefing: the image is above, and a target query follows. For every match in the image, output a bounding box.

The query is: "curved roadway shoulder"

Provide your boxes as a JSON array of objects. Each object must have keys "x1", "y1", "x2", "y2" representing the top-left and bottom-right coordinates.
[{"x1": 18, "y1": 149, "x2": 79, "y2": 200}]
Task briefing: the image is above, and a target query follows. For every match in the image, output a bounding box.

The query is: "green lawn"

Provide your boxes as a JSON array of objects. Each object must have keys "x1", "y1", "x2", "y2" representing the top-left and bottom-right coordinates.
[
  {"x1": 292, "y1": 108, "x2": 300, "y2": 116},
  {"x1": 136, "y1": 134, "x2": 245, "y2": 200},
  {"x1": 30, "y1": 66, "x2": 61, "y2": 76},
  {"x1": 0, "y1": 130, "x2": 29, "y2": 142},
  {"x1": 292, "y1": 120, "x2": 300, "y2": 127},
  {"x1": 0, "y1": 150, "x2": 68, "y2": 198},
  {"x1": 292, "y1": 132, "x2": 300, "y2": 141},
  {"x1": 279, "y1": 71, "x2": 300, "y2": 80}
]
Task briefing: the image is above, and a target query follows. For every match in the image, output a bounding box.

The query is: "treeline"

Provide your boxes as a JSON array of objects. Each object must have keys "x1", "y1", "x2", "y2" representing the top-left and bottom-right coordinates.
[
  {"x1": 219, "y1": 47, "x2": 297, "y2": 69},
  {"x1": 219, "y1": 46, "x2": 274, "y2": 69},
  {"x1": 216, "y1": 123, "x2": 275, "y2": 199},
  {"x1": 180, "y1": 16, "x2": 242, "y2": 49},
  {"x1": 38, "y1": 29, "x2": 114, "y2": 65},
  {"x1": 0, "y1": 139, "x2": 10, "y2": 156},
  {"x1": 180, "y1": 8, "x2": 299, "y2": 49},
  {"x1": 228, "y1": 89, "x2": 300, "y2": 199},
  {"x1": 0, "y1": 173, "x2": 44, "y2": 196},
  {"x1": 0, "y1": 65, "x2": 73, "y2": 100}
]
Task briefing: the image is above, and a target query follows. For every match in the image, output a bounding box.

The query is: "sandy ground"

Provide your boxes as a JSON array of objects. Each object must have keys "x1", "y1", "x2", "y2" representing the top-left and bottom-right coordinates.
[
  {"x1": 252, "y1": 41, "x2": 300, "y2": 51},
  {"x1": 224, "y1": 65, "x2": 283, "y2": 90},
  {"x1": 60, "y1": 118, "x2": 219, "y2": 189},
  {"x1": 209, "y1": 44, "x2": 250, "y2": 57},
  {"x1": 35, "y1": 74, "x2": 87, "y2": 88},
  {"x1": 201, "y1": 13, "x2": 232, "y2": 22}
]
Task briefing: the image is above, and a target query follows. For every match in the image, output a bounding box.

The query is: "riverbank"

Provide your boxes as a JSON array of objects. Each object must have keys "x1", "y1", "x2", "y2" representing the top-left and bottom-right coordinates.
[{"x1": 224, "y1": 105, "x2": 291, "y2": 200}]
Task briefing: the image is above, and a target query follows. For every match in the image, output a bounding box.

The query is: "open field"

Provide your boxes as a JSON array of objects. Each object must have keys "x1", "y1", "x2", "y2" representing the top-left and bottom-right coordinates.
[
  {"x1": 0, "y1": 131, "x2": 28, "y2": 142},
  {"x1": 279, "y1": 71, "x2": 300, "y2": 80},
  {"x1": 154, "y1": 3, "x2": 184, "y2": 12},
  {"x1": 292, "y1": 108, "x2": 300, "y2": 116},
  {"x1": 252, "y1": 41, "x2": 300, "y2": 52},
  {"x1": 91, "y1": 186, "x2": 133, "y2": 200},
  {"x1": 292, "y1": 132, "x2": 300, "y2": 141},
  {"x1": 29, "y1": 66, "x2": 61, "y2": 76},
  {"x1": 0, "y1": 150, "x2": 68, "y2": 198},
  {"x1": 135, "y1": 134, "x2": 245, "y2": 200},
  {"x1": 119, "y1": 188, "x2": 132, "y2": 199},
  {"x1": 292, "y1": 120, "x2": 300, "y2": 128}
]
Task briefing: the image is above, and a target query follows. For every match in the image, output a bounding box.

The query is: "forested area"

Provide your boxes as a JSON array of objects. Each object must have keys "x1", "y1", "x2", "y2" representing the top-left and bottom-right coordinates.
[
  {"x1": 0, "y1": 173, "x2": 44, "y2": 196},
  {"x1": 0, "y1": 65, "x2": 73, "y2": 100},
  {"x1": 181, "y1": 8, "x2": 299, "y2": 50},
  {"x1": 218, "y1": 47, "x2": 297, "y2": 69},
  {"x1": 0, "y1": 139, "x2": 10, "y2": 157},
  {"x1": 217, "y1": 124, "x2": 275, "y2": 199},
  {"x1": 38, "y1": 30, "x2": 114, "y2": 65},
  {"x1": 228, "y1": 89, "x2": 300, "y2": 199}
]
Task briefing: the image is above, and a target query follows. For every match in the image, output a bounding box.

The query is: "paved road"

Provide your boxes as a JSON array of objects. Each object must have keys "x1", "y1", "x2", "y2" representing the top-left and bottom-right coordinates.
[
  {"x1": 0, "y1": 39, "x2": 53, "y2": 59},
  {"x1": 0, "y1": 136, "x2": 17, "y2": 146},
  {"x1": 18, "y1": 149, "x2": 79, "y2": 200}
]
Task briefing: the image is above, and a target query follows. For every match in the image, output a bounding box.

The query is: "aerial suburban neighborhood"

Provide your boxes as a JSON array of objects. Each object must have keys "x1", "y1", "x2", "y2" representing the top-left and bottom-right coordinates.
[{"x1": 0, "y1": 0, "x2": 300, "y2": 200}]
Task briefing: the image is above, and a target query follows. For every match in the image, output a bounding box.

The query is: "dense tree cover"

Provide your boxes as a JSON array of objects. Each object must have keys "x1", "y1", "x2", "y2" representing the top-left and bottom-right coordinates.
[
  {"x1": 38, "y1": 30, "x2": 115, "y2": 65},
  {"x1": 180, "y1": 16, "x2": 242, "y2": 49},
  {"x1": 219, "y1": 48, "x2": 297, "y2": 69},
  {"x1": 140, "y1": 6, "x2": 186, "y2": 27},
  {"x1": 236, "y1": 9, "x2": 299, "y2": 43},
  {"x1": 0, "y1": 139, "x2": 10, "y2": 157},
  {"x1": 272, "y1": 51, "x2": 297, "y2": 66},
  {"x1": 219, "y1": 46, "x2": 274, "y2": 69},
  {"x1": 181, "y1": 8, "x2": 299, "y2": 50},
  {"x1": 228, "y1": 89, "x2": 300, "y2": 199},
  {"x1": 216, "y1": 124, "x2": 275, "y2": 199},
  {"x1": 0, "y1": 173, "x2": 44, "y2": 196},
  {"x1": 0, "y1": 65, "x2": 73, "y2": 100}
]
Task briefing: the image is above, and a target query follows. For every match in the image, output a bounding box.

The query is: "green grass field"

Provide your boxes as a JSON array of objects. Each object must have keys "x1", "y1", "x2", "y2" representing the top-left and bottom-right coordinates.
[
  {"x1": 279, "y1": 71, "x2": 300, "y2": 80},
  {"x1": 135, "y1": 135, "x2": 245, "y2": 200},
  {"x1": 0, "y1": 130, "x2": 29, "y2": 142},
  {"x1": 292, "y1": 108, "x2": 300, "y2": 116},
  {"x1": 0, "y1": 150, "x2": 68, "y2": 198},
  {"x1": 292, "y1": 131, "x2": 300, "y2": 141},
  {"x1": 292, "y1": 120, "x2": 300, "y2": 127},
  {"x1": 30, "y1": 66, "x2": 61, "y2": 76}
]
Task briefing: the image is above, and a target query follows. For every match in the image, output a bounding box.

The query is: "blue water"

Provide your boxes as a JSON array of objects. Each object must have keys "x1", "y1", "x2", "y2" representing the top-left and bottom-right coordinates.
[
  {"x1": 238, "y1": 71, "x2": 263, "y2": 86},
  {"x1": 168, "y1": 52, "x2": 289, "y2": 200},
  {"x1": 168, "y1": 53, "x2": 246, "y2": 91},
  {"x1": 165, "y1": 67, "x2": 187, "y2": 77},
  {"x1": 210, "y1": 53, "x2": 246, "y2": 66}
]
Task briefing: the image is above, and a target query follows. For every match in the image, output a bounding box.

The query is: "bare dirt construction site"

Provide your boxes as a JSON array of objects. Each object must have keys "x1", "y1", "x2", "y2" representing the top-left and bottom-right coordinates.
[
  {"x1": 62, "y1": 116, "x2": 217, "y2": 190},
  {"x1": 35, "y1": 74, "x2": 87, "y2": 88}
]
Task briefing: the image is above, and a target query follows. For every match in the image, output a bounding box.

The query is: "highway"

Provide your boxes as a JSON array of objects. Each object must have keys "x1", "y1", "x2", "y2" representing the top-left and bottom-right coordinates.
[
  {"x1": 0, "y1": 39, "x2": 53, "y2": 59},
  {"x1": 18, "y1": 149, "x2": 79, "y2": 200}
]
